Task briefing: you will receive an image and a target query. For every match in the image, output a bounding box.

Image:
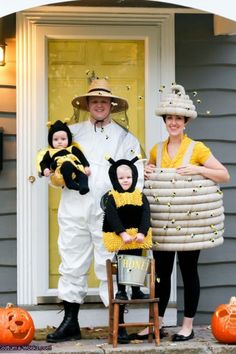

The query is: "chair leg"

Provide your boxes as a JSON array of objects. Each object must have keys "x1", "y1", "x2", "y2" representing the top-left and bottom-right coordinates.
[
  {"x1": 113, "y1": 303, "x2": 120, "y2": 348},
  {"x1": 148, "y1": 303, "x2": 154, "y2": 343},
  {"x1": 108, "y1": 304, "x2": 113, "y2": 344},
  {"x1": 153, "y1": 303, "x2": 160, "y2": 345}
]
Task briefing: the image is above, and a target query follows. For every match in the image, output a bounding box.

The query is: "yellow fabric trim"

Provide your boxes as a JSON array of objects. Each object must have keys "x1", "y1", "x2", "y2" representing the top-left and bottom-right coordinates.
[
  {"x1": 36, "y1": 148, "x2": 48, "y2": 173},
  {"x1": 49, "y1": 146, "x2": 70, "y2": 157},
  {"x1": 55, "y1": 154, "x2": 85, "y2": 173},
  {"x1": 48, "y1": 143, "x2": 82, "y2": 157},
  {"x1": 110, "y1": 189, "x2": 142, "y2": 208},
  {"x1": 36, "y1": 143, "x2": 83, "y2": 173},
  {"x1": 50, "y1": 168, "x2": 65, "y2": 187},
  {"x1": 103, "y1": 227, "x2": 152, "y2": 252},
  {"x1": 50, "y1": 149, "x2": 85, "y2": 187},
  {"x1": 71, "y1": 141, "x2": 83, "y2": 151},
  {"x1": 149, "y1": 135, "x2": 211, "y2": 168}
]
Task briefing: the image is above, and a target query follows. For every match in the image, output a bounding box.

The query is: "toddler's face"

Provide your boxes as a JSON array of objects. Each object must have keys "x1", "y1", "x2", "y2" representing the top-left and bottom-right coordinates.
[
  {"x1": 52, "y1": 131, "x2": 68, "y2": 149},
  {"x1": 117, "y1": 166, "x2": 133, "y2": 191}
]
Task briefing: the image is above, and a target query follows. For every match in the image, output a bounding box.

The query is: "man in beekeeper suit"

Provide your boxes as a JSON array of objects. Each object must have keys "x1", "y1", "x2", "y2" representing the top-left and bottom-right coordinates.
[{"x1": 47, "y1": 78, "x2": 143, "y2": 343}]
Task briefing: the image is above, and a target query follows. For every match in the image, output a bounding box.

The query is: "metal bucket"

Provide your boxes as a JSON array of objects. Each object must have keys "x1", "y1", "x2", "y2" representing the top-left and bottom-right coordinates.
[{"x1": 117, "y1": 255, "x2": 150, "y2": 286}]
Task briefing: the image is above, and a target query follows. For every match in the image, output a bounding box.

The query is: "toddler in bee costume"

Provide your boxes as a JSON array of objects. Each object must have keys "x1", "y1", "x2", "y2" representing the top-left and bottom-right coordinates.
[
  {"x1": 39, "y1": 120, "x2": 91, "y2": 194},
  {"x1": 102, "y1": 156, "x2": 152, "y2": 343}
]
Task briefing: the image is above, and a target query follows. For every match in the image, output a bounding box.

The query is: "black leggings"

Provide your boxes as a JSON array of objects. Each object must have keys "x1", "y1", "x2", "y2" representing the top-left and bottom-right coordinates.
[{"x1": 154, "y1": 250, "x2": 200, "y2": 318}]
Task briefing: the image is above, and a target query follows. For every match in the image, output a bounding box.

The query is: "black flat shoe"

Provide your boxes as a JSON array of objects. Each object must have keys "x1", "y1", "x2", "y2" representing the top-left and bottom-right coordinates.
[
  {"x1": 128, "y1": 327, "x2": 168, "y2": 341},
  {"x1": 128, "y1": 333, "x2": 149, "y2": 340},
  {"x1": 160, "y1": 328, "x2": 168, "y2": 339},
  {"x1": 115, "y1": 291, "x2": 128, "y2": 301},
  {"x1": 79, "y1": 187, "x2": 89, "y2": 195},
  {"x1": 172, "y1": 330, "x2": 194, "y2": 342},
  {"x1": 131, "y1": 290, "x2": 149, "y2": 300},
  {"x1": 118, "y1": 328, "x2": 129, "y2": 344}
]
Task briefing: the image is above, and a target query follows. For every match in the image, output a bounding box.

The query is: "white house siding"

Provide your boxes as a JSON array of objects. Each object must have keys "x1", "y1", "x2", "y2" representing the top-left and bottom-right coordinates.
[
  {"x1": 175, "y1": 13, "x2": 236, "y2": 324},
  {"x1": 0, "y1": 15, "x2": 17, "y2": 306},
  {"x1": 1, "y1": 9, "x2": 236, "y2": 323}
]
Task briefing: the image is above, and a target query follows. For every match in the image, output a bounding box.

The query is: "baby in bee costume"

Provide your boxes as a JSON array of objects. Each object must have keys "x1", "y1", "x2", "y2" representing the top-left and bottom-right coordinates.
[{"x1": 39, "y1": 120, "x2": 90, "y2": 194}]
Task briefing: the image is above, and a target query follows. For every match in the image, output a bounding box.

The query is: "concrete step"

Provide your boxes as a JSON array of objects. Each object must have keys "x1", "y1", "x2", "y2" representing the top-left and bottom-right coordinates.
[{"x1": 16, "y1": 326, "x2": 235, "y2": 354}]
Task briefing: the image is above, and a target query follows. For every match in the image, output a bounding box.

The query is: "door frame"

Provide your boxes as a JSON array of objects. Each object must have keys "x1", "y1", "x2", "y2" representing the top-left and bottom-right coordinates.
[{"x1": 16, "y1": 6, "x2": 175, "y2": 305}]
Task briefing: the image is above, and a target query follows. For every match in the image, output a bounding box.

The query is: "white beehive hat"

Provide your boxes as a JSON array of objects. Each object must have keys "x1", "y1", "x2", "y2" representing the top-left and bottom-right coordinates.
[{"x1": 155, "y1": 84, "x2": 197, "y2": 121}]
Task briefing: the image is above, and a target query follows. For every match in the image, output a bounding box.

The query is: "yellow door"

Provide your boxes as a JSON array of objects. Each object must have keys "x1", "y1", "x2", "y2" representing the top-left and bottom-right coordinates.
[{"x1": 48, "y1": 39, "x2": 145, "y2": 289}]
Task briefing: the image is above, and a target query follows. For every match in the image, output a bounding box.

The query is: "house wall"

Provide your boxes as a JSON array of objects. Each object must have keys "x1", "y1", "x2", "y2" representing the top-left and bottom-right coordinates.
[
  {"x1": 0, "y1": 10, "x2": 235, "y2": 324},
  {"x1": 0, "y1": 15, "x2": 17, "y2": 306},
  {"x1": 175, "y1": 14, "x2": 236, "y2": 324}
]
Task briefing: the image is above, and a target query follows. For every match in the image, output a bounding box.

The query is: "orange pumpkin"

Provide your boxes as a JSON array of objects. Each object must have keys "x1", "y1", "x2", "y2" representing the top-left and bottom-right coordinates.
[
  {"x1": 0, "y1": 303, "x2": 35, "y2": 345},
  {"x1": 211, "y1": 296, "x2": 236, "y2": 343}
]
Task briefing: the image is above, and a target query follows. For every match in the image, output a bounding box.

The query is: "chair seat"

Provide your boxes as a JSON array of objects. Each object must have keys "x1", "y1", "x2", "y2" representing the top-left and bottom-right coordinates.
[{"x1": 112, "y1": 297, "x2": 159, "y2": 305}]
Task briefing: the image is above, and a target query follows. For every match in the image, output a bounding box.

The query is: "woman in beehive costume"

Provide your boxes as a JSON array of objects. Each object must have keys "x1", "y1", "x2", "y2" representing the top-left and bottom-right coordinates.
[{"x1": 130, "y1": 84, "x2": 229, "y2": 342}]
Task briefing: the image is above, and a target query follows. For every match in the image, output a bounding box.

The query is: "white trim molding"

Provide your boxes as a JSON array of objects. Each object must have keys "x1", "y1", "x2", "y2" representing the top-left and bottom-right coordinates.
[{"x1": 16, "y1": 7, "x2": 176, "y2": 307}]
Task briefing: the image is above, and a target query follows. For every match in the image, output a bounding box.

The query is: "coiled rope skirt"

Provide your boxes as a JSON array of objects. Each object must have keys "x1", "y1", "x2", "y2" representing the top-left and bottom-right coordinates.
[{"x1": 143, "y1": 168, "x2": 224, "y2": 251}]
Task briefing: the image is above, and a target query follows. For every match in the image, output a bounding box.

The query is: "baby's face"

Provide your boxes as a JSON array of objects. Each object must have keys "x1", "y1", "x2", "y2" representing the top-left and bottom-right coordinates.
[
  {"x1": 117, "y1": 166, "x2": 133, "y2": 191},
  {"x1": 52, "y1": 131, "x2": 68, "y2": 148}
]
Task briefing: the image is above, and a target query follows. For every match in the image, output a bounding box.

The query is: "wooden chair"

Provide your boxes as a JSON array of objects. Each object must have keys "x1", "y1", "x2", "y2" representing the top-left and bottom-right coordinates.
[{"x1": 106, "y1": 258, "x2": 160, "y2": 347}]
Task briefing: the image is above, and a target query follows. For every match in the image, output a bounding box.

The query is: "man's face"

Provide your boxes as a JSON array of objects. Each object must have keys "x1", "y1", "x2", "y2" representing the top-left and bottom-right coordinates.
[{"x1": 88, "y1": 96, "x2": 112, "y2": 122}]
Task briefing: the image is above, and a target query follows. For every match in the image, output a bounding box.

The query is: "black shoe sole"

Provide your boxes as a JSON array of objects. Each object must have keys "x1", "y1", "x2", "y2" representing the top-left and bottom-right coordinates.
[
  {"x1": 131, "y1": 291, "x2": 149, "y2": 300},
  {"x1": 172, "y1": 330, "x2": 194, "y2": 342},
  {"x1": 115, "y1": 292, "x2": 128, "y2": 300},
  {"x1": 128, "y1": 333, "x2": 149, "y2": 340},
  {"x1": 118, "y1": 337, "x2": 130, "y2": 344},
  {"x1": 115, "y1": 296, "x2": 129, "y2": 300},
  {"x1": 128, "y1": 328, "x2": 168, "y2": 341},
  {"x1": 46, "y1": 334, "x2": 81, "y2": 343}
]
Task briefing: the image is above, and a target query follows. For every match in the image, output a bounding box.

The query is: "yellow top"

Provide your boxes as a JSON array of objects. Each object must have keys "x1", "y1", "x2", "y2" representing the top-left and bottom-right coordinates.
[
  {"x1": 149, "y1": 134, "x2": 211, "y2": 168},
  {"x1": 109, "y1": 189, "x2": 142, "y2": 208}
]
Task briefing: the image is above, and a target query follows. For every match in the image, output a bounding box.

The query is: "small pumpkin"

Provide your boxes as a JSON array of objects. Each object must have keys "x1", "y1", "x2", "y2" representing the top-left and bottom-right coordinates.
[
  {"x1": 211, "y1": 296, "x2": 236, "y2": 343},
  {"x1": 0, "y1": 303, "x2": 35, "y2": 345}
]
